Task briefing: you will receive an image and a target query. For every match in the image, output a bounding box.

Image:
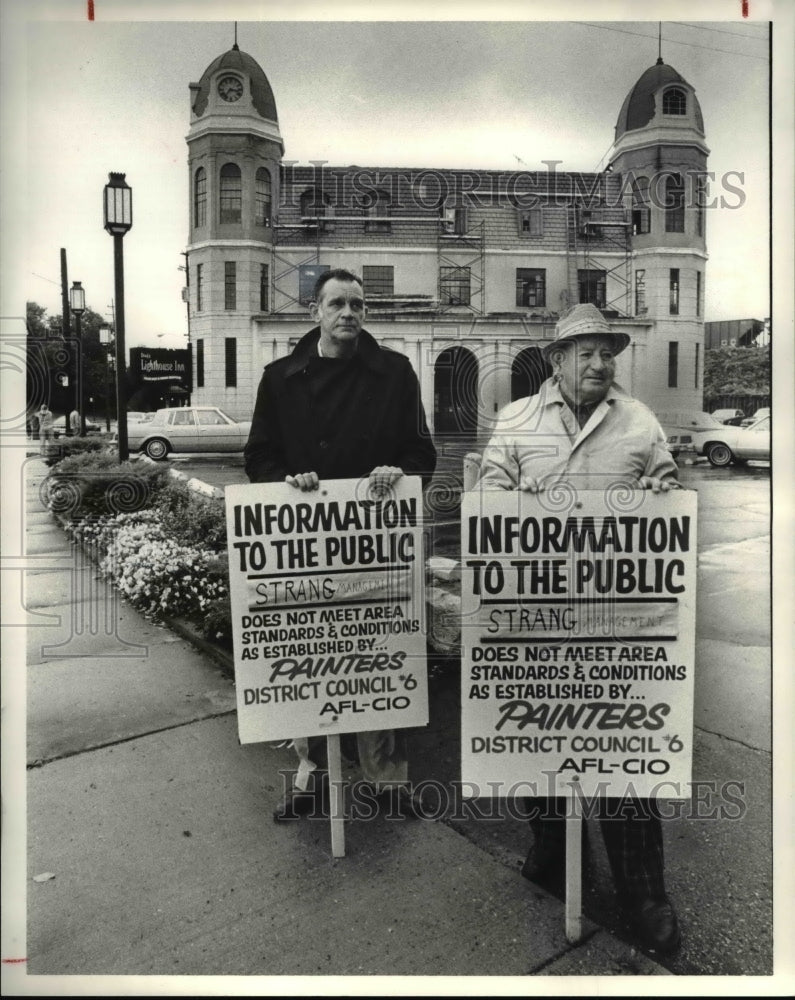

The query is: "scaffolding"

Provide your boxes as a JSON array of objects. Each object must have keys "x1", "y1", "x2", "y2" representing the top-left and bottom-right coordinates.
[
  {"x1": 565, "y1": 204, "x2": 632, "y2": 317},
  {"x1": 436, "y1": 218, "x2": 486, "y2": 316},
  {"x1": 270, "y1": 219, "x2": 323, "y2": 314}
]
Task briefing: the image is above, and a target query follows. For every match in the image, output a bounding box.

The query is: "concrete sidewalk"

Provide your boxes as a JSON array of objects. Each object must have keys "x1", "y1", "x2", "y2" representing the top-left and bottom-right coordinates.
[{"x1": 15, "y1": 456, "x2": 674, "y2": 982}]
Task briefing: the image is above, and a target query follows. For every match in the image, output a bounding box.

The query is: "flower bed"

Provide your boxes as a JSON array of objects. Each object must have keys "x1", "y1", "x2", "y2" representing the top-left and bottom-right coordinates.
[{"x1": 47, "y1": 451, "x2": 231, "y2": 641}]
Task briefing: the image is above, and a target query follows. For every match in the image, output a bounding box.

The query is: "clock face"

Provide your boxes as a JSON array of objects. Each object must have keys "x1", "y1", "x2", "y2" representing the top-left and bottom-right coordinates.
[{"x1": 218, "y1": 76, "x2": 243, "y2": 102}]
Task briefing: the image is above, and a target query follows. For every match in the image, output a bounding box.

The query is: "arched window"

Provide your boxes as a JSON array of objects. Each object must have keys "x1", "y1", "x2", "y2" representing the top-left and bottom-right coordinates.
[
  {"x1": 662, "y1": 87, "x2": 687, "y2": 115},
  {"x1": 665, "y1": 173, "x2": 685, "y2": 233},
  {"x1": 365, "y1": 189, "x2": 391, "y2": 233},
  {"x1": 194, "y1": 167, "x2": 207, "y2": 227},
  {"x1": 255, "y1": 168, "x2": 271, "y2": 227},
  {"x1": 219, "y1": 163, "x2": 242, "y2": 224},
  {"x1": 631, "y1": 175, "x2": 650, "y2": 235}
]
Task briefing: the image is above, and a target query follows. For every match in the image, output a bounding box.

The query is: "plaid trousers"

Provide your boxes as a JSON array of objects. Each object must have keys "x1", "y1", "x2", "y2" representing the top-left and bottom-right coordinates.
[{"x1": 530, "y1": 796, "x2": 667, "y2": 903}]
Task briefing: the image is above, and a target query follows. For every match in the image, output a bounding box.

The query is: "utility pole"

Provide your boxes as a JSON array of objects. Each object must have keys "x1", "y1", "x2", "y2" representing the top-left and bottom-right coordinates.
[{"x1": 60, "y1": 248, "x2": 73, "y2": 434}]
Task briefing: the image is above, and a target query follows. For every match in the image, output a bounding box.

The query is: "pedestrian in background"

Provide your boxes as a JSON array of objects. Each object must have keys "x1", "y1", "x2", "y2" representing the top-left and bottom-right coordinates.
[
  {"x1": 37, "y1": 404, "x2": 55, "y2": 456},
  {"x1": 69, "y1": 408, "x2": 80, "y2": 437},
  {"x1": 244, "y1": 268, "x2": 437, "y2": 822},
  {"x1": 476, "y1": 303, "x2": 682, "y2": 955}
]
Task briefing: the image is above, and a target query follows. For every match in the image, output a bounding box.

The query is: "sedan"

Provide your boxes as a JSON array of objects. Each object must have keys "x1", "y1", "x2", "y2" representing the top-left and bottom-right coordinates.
[
  {"x1": 741, "y1": 406, "x2": 769, "y2": 428},
  {"x1": 52, "y1": 416, "x2": 102, "y2": 437},
  {"x1": 691, "y1": 415, "x2": 770, "y2": 467},
  {"x1": 711, "y1": 408, "x2": 746, "y2": 426},
  {"x1": 126, "y1": 406, "x2": 252, "y2": 460},
  {"x1": 656, "y1": 410, "x2": 725, "y2": 457}
]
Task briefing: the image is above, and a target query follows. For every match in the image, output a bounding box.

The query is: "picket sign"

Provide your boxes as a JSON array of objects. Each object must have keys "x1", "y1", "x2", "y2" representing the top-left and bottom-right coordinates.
[
  {"x1": 224, "y1": 477, "x2": 429, "y2": 856},
  {"x1": 459, "y1": 487, "x2": 698, "y2": 943}
]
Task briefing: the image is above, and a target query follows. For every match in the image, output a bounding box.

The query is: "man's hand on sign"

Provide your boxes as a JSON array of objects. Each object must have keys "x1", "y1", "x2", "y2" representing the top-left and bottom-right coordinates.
[
  {"x1": 286, "y1": 471, "x2": 320, "y2": 492},
  {"x1": 368, "y1": 465, "x2": 403, "y2": 497},
  {"x1": 519, "y1": 475, "x2": 544, "y2": 493},
  {"x1": 639, "y1": 476, "x2": 680, "y2": 493}
]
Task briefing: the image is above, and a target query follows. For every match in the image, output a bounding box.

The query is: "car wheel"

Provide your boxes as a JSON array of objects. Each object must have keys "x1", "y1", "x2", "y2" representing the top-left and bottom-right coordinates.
[
  {"x1": 144, "y1": 438, "x2": 170, "y2": 461},
  {"x1": 705, "y1": 442, "x2": 734, "y2": 467}
]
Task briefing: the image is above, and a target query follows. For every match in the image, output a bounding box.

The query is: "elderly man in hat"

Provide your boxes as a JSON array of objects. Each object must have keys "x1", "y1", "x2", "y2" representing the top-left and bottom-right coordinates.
[
  {"x1": 476, "y1": 303, "x2": 681, "y2": 954},
  {"x1": 477, "y1": 302, "x2": 678, "y2": 494}
]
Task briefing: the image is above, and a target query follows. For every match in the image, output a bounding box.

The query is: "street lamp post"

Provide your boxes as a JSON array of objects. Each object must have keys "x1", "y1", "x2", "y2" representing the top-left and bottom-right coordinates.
[
  {"x1": 103, "y1": 173, "x2": 133, "y2": 461},
  {"x1": 99, "y1": 324, "x2": 113, "y2": 432},
  {"x1": 69, "y1": 280, "x2": 86, "y2": 436}
]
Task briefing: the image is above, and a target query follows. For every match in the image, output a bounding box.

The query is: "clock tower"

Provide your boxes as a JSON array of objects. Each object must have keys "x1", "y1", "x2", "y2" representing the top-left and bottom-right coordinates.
[{"x1": 186, "y1": 43, "x2": 284, "y2": 416}]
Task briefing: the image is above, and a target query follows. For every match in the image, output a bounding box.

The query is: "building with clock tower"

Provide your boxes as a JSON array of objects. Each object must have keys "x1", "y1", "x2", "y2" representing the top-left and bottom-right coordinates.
[
  {"x1": 186, "y1": 43, "x2": 283, "y2": 418},
  {"x1": 186, "y1": 44, "x2": 708, "y2": 440}
]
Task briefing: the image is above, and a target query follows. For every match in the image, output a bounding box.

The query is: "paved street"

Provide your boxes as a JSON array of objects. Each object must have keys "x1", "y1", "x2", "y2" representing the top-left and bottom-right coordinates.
[{"x1": 8, "y1": 448, "x2": 775, "y2": 986}]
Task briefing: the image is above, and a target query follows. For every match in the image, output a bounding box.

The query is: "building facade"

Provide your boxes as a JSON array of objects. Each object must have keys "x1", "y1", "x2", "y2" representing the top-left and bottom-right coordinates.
[{"x1": 186, "y1": 47, "x2": 708, "y2": 438}]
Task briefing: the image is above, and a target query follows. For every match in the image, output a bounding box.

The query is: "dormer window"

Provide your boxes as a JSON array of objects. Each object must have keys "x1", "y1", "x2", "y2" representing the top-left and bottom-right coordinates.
[
  {"x1": 662, "y1": 87, "x2": 687, "y2": 115},
  {"x1": 365, "y1": 189, "x2": 391, "y2": 234},
  {"x1": 517, "y1": 208, "x2": 543, "y2": 237},
  {"x1": 441, "y1": 197, "x2": 468, "y2": 235},
  {"x1": 300, "y1": 189, "x2": 334, "y2": 232}
]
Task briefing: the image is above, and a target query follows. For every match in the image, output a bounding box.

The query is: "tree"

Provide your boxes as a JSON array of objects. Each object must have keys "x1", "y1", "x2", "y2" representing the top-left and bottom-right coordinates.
[
  {"x1": 26, "y1": 300, "x2": 119, "y2": 423},
  {"x1": 26, "y1": 301, "x2": 49, "y2": 339},
  {"x1": 703, "y1": 345, "x2": 770, "y2": 399}
]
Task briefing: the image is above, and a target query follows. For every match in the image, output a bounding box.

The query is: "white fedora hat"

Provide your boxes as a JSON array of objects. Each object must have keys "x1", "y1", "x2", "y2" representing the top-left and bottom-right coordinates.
[{"x1": 542, "y1": 304, "x2": 631, "y2": 361}]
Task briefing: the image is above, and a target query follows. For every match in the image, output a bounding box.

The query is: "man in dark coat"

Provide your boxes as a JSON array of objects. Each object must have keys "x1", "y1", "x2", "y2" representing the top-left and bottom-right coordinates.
[{"x1": 245, "y1": 268, "x2": 437, "y2": 821}]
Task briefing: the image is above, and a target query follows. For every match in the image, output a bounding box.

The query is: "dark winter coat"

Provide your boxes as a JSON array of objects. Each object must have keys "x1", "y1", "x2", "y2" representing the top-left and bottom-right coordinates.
[{"x1": 244, "y1": 327, "x2": 437, "y2": 487}]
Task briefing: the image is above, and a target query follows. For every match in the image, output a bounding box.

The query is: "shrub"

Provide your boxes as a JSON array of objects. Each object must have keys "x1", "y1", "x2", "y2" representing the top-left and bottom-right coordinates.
[
  {"x1": 200, "y1": 594, "x2": 233, "y2": 648},
  {"x1": 46, "y1": 452, "x2": 169, "y2": 520},
  {"x1": 43, "y1": 436, "x2": 108, "y2": 467},
  {"x1": 151, "y1": 480, "x2": 227, "y2": 552}
]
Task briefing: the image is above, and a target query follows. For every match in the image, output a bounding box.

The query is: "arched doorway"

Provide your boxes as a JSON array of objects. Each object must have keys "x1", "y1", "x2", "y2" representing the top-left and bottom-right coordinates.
[
  {"x1": 511, "y1": 347, "x2": 551, "y2": 401},
  {"x1": 434, "y1": 346, "x2": 479, "y2": 436}
]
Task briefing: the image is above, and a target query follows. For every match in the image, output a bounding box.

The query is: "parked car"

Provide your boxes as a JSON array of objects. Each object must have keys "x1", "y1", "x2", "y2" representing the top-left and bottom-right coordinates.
[
  {"x1": 656, "y1": 410, "x2": 725, "y2": 457},
  {"x1": 710, "y1": 408, "x2": 746, "y2": 426},
  {"x1": 691, "y1": 414, "x2": 770, "y2": 467},
  {"x1": 127, "y1": 411, "x2": 155, "y2": 424},
  {"x1": 740, "y1": 406, "x2": 770, "y2": 427},
  {"x1": 124, "y1": 405, "x2": 252, "y2": 460},
  {"x1": 52, "y1": 416, "x2": 102, "y2": 437}
]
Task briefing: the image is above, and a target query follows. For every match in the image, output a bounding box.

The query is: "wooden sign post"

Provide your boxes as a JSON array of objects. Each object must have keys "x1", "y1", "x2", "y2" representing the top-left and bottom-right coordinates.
[
  {"x1": 225, "y1": 477, "x2": 429, "y2": 857},
  {"x1": 460, "y1": 488, "x2": 698, "y2": 941}
]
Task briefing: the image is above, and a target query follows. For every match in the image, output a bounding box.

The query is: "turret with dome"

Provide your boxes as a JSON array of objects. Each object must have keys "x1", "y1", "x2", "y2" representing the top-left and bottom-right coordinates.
[
  {"x1": 185, "y1": 37, "x2": 285, "y2": 417},
  {"x1": 607, "y1": 53, "x2": 709, "y2": 412}
]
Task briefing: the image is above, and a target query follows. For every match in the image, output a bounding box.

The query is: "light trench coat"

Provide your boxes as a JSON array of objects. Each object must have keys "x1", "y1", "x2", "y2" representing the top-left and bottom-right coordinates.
[{"x1": 476, "y1": 378, "x2": 678, "y2": 493}]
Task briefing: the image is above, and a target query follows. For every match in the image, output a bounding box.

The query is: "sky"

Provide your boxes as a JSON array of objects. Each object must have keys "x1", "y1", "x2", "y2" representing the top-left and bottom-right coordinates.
[{"x1": 0, "y1": 1, "x2": 782, "y2": 354}]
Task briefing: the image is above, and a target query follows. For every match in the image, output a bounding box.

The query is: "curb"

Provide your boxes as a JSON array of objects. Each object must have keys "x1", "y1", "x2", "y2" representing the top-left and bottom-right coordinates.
[{"x1": 163, "y1": 614, "x2": 235, "y2": 678}]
